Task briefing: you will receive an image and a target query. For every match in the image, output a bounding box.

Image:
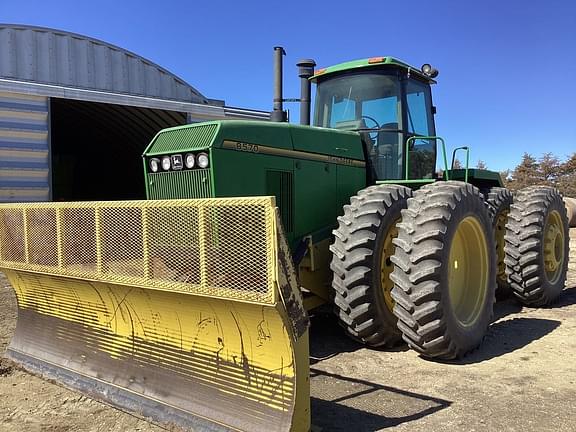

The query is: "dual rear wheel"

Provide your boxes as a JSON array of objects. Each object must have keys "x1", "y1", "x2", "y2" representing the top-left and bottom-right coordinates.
[
  {"x1": 330, "y1": 182, "x2": 569, "y2": 360},
  {"x1": 505, "y1": 186, "x2": 569, "y2": 305}
]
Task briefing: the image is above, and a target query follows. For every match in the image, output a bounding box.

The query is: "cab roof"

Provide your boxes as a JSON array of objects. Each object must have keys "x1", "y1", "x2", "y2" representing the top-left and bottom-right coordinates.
[{"x1": 310, "y1": 57, "x2": 436, "y2": 83}]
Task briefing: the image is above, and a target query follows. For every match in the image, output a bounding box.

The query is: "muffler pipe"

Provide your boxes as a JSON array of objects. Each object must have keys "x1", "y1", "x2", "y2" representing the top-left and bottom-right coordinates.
[{"x1": 271, "y1": 46, "x2": 287, "y2": 122}]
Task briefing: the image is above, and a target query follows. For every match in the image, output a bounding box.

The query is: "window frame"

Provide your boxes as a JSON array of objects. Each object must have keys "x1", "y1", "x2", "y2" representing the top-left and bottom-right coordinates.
[
  {"x1": 313, "y1": 70, "x2": 437, "y2": 181},
  {"x1": 398, "y1": 76, "x2": 437, "y2": 180},
  {"x1": 313, "y1": 70, "x2": 404, "y2": 130}
]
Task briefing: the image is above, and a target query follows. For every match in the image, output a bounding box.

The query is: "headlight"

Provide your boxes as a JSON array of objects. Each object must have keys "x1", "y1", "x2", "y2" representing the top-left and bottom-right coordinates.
[
  {"x1": 149, "y1": 158, "x2": 160, "y2": 173},
  {"x1": 185, "y1": 153, "x2": 195, "y2": 169},
  {"x1": 197, "y1": 152, "x2": 209, "y2": 169},
  {"x1": 161, "y1": 156, "x2": 171, "y2": 171}
]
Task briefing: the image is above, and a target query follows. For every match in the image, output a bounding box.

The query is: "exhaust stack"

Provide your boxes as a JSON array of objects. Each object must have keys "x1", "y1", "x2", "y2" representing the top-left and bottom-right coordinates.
[
  {"x1": 297, "y1": 58, "x2": 316, "y2": 126},
  {"x1": 271, "y1": 46, "x2": 287, "y2": 122}
]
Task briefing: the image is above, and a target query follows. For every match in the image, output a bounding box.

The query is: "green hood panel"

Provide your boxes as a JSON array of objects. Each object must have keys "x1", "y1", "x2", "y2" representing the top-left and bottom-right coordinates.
[{"x1": 143, "y1": 120, "x2": 365, "y2": 161}]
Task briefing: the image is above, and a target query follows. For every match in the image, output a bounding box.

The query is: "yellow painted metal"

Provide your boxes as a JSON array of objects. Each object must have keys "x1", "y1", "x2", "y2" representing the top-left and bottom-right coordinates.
[
  {"x1": 0, "y1": 197, "x2": 278, "y2": 305},
  {"x1": 7, "y1": 270, "x2": 294, "y2": 394},
  {"x1": 380, "y1": 219, "x2": 399, "y2": 312},
  {"x1": 22, "y1": 207, "x2": 29, "y2": 264},
  {"x1": 447, "y1": 216, "x2": 489, "y2": 327},
  {"x1": 298, "y1": 237, "x2": 332, "y2": 303},
  {"x1": 0, "y1": 197, "x2": 310, "y2": 432},
  {"x1": 544, "y1": 210, "x2": 565, "y2": 284},
  {"x1": 495, "y1": 210, "x2": 509, "y2": 285}
]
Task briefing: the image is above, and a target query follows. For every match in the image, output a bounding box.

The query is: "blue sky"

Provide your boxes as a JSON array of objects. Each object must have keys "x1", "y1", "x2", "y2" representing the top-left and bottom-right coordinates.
[{"x1": 2, "y1": 0, "x2": 575, "y2": 171}]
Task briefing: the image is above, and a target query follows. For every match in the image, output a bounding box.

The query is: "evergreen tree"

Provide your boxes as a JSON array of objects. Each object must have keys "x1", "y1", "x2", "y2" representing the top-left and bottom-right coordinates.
[
  {"x1": 508, "y1": 153, "x2": 539, "y2": 190},
  {"x1": 537, "y1": 153, "x2": 561, "y2": 186},
  {"x1": 558, "y1": 153, "x2": 576, "y2": 197}
]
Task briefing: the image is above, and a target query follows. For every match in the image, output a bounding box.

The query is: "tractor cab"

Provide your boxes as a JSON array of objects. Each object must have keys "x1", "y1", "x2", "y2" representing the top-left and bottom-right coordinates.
[{"x1": 310, "y1": 58, "x2": 438, "y2": 183}]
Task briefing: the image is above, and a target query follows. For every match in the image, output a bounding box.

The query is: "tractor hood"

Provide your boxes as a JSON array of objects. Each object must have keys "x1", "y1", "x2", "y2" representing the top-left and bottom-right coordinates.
[
  {"x1": 143, "y1": 120, "x2": 366, "y2": 201},
  {"x1": 144, "y1": 120, "x2": 365, "y2": 160}
]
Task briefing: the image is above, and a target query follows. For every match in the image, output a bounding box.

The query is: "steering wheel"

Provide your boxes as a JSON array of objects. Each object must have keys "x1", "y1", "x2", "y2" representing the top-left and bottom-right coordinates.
[{"x1": 361, "y1": 115, "x2": 380, "y2": 140}]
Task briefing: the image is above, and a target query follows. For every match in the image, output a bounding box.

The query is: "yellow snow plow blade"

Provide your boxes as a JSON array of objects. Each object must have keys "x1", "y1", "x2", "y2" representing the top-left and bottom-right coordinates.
[{"x1": 0, "y1": 197, "x2": 310, "y2": 432}]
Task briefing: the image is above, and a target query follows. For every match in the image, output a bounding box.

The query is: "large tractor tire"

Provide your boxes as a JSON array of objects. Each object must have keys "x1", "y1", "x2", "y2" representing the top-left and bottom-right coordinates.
[
  {"x1": 330, "y1": 184, "x2": 412, "y2": 347},
  {"x1": 482, "y1": 187, "x2": 513, "y2": 298},
  {"x1": 391, "y1": 181, "x2": 496, "y2": 359},
  {"x1": 505, "y1": 186, "x2": 569, "y2": 306}
]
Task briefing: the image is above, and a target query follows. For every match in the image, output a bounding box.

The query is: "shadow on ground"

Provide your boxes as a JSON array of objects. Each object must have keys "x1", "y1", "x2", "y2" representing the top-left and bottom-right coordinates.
[
  {"x1": 434, "y1": 317, "x2": 561, "y2": 365},
  {"x1": 309, "y1": 295, "x2": 563, "y2": 367},
  {"x1": 493, "y1": 285, "x2": 576, "y2": 320},
  {"x1": 550, "y1": 286, "x2": 576, "y2": 308},
  {"x1": 308, "y1": 311, "x2": 363, "y2": 365},
  {"x1": 308, "y1": 310, "x2": 409, "y2": 365},
  {"x1": 498, "y1": 285, "x2": 576, "y2": 311},
  {"x1": 310, "y1": 369, "x2": 451, "y2": 432},
  {"x1": 492, "y1": 297, "x2": 523, "y2": 321}
]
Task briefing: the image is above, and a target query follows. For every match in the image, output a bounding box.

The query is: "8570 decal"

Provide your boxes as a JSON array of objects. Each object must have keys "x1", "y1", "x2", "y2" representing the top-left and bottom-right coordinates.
[{"x1": 236, "y1": 142, "x2": 259, "y2": 153}]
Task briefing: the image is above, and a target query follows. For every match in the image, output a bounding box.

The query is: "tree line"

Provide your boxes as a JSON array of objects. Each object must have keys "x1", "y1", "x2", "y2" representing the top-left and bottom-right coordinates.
[{"x1": 474, "y1": 153, "x2": 576, "y2": 197}]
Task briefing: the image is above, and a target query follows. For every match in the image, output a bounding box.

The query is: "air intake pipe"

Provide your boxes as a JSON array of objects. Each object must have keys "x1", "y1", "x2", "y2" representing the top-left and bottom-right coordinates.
[{"x1": 297, "y1": 59, "x2": 316, "y2": 125}]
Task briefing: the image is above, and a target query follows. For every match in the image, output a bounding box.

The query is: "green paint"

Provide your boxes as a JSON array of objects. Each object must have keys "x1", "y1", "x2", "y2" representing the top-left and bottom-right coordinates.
[
  {"x1": 450, "y1": 169, "x2": 504, "y2": 188},
  {"x1": 311, "y1": 57, "x2": 435, "y2": 83},
  {"x1": 141, "y1": 66, "x2": 504, "y2": 259},
  {"x1": 451, "y1": 146, "x2": 471, "y2": 182},
  {"x1": 144, "y1": 122, "x2": 220, "y2": 155},
  {"x1": 143, "y1": 120, "x2": 367, "y2": 247}
]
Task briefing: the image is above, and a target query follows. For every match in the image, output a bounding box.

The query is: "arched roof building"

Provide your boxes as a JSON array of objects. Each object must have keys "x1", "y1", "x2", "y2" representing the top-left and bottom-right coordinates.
[{"x1": 0, "y1": 24, "x2": 268, "y2": 201}]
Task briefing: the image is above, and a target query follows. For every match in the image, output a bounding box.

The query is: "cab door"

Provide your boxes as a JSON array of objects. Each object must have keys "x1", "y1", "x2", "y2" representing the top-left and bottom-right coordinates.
[{"x1": 402, "y1": 78, "x2": 437, "y2": 179}]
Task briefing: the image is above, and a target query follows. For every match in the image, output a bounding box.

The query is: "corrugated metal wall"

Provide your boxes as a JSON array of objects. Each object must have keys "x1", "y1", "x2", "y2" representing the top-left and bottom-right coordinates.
[{"x1": 0, "y1": 91, "x2": 49, "y2": 201}]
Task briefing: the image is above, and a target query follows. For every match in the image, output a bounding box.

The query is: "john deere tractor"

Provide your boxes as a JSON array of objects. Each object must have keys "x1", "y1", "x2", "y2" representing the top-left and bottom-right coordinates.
[{"x1": 0, "y1": 47, "x2": 569, "y2": 432}]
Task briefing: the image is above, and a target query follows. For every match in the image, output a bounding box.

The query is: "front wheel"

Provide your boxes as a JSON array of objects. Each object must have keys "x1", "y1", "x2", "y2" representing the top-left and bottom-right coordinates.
[
  {"x1": 330, "y1": 184, "x2": 412, "y2": 347},
  {"x1": 391, "y1": 181, "x2": 496, "y2": 359}
]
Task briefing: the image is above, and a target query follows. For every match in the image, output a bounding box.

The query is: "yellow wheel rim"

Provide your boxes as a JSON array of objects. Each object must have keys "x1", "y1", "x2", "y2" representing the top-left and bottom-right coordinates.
[
  {"x1": 495, "y1": 210, "x2": 509, "y2": 285},
  {"x1": 448, "y1": 216, "x2": 489, "y2": 327},
  {"x1": 544, "y1": 210, "x2": 565, "y2": 284},
  {"x1": 380, "y1": 219, "x2": 399, "y2": 312}
]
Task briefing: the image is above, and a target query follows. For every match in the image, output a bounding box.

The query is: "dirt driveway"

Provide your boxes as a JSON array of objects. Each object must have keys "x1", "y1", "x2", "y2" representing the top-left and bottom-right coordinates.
[{"x1": 1, "y1": 229, "x2": 575, "y2": 432}]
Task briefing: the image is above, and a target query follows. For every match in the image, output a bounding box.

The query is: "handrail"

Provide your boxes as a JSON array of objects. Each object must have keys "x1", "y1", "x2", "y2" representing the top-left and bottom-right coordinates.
[
  {"x1": 405, "y1": 136, "x2": 449, "y2": 181},
  {"x1": 451, "y1": 146, "x2": 471, "y2": 183}
]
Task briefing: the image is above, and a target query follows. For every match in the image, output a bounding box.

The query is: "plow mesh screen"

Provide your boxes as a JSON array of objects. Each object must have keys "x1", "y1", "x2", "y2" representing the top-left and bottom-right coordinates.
[{"x1": 0, "y1": 197, "x2": 277, "y2": 304}]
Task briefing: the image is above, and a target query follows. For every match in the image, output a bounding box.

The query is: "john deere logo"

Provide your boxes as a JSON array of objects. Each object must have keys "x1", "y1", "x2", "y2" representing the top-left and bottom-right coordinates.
[{"x1": 171, "y1": 154, "x2": 183, "y2": 170}]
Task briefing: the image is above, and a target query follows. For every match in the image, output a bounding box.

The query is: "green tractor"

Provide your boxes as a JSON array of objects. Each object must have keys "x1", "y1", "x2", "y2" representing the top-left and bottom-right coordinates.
[
  {"x1": 144, "y1": 47, "x2": 568, "y2": 356},
  {"x1": 0, "y1": 47, "x2": 569, "y2": 431}
]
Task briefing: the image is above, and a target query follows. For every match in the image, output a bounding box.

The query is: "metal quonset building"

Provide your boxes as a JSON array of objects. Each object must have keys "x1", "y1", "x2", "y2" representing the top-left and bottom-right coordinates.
[{"x1": 0, "y1": 24, "x2": 269, "y2": 202}]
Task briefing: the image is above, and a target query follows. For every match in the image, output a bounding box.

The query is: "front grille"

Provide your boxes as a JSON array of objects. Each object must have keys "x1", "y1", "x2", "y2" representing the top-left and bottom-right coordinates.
[
  {"x1": 148, "y1": 123, "x2": 218, "y2": 154},
  {"x1": 147, "y1": 169, "x2": 213, "y2": 200}
]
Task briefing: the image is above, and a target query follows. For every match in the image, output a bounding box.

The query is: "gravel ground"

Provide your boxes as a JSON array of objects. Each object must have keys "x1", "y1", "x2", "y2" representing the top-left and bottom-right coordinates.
[{"x1": 0, "y1": 229, "x2": 575, "y2": 432}]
